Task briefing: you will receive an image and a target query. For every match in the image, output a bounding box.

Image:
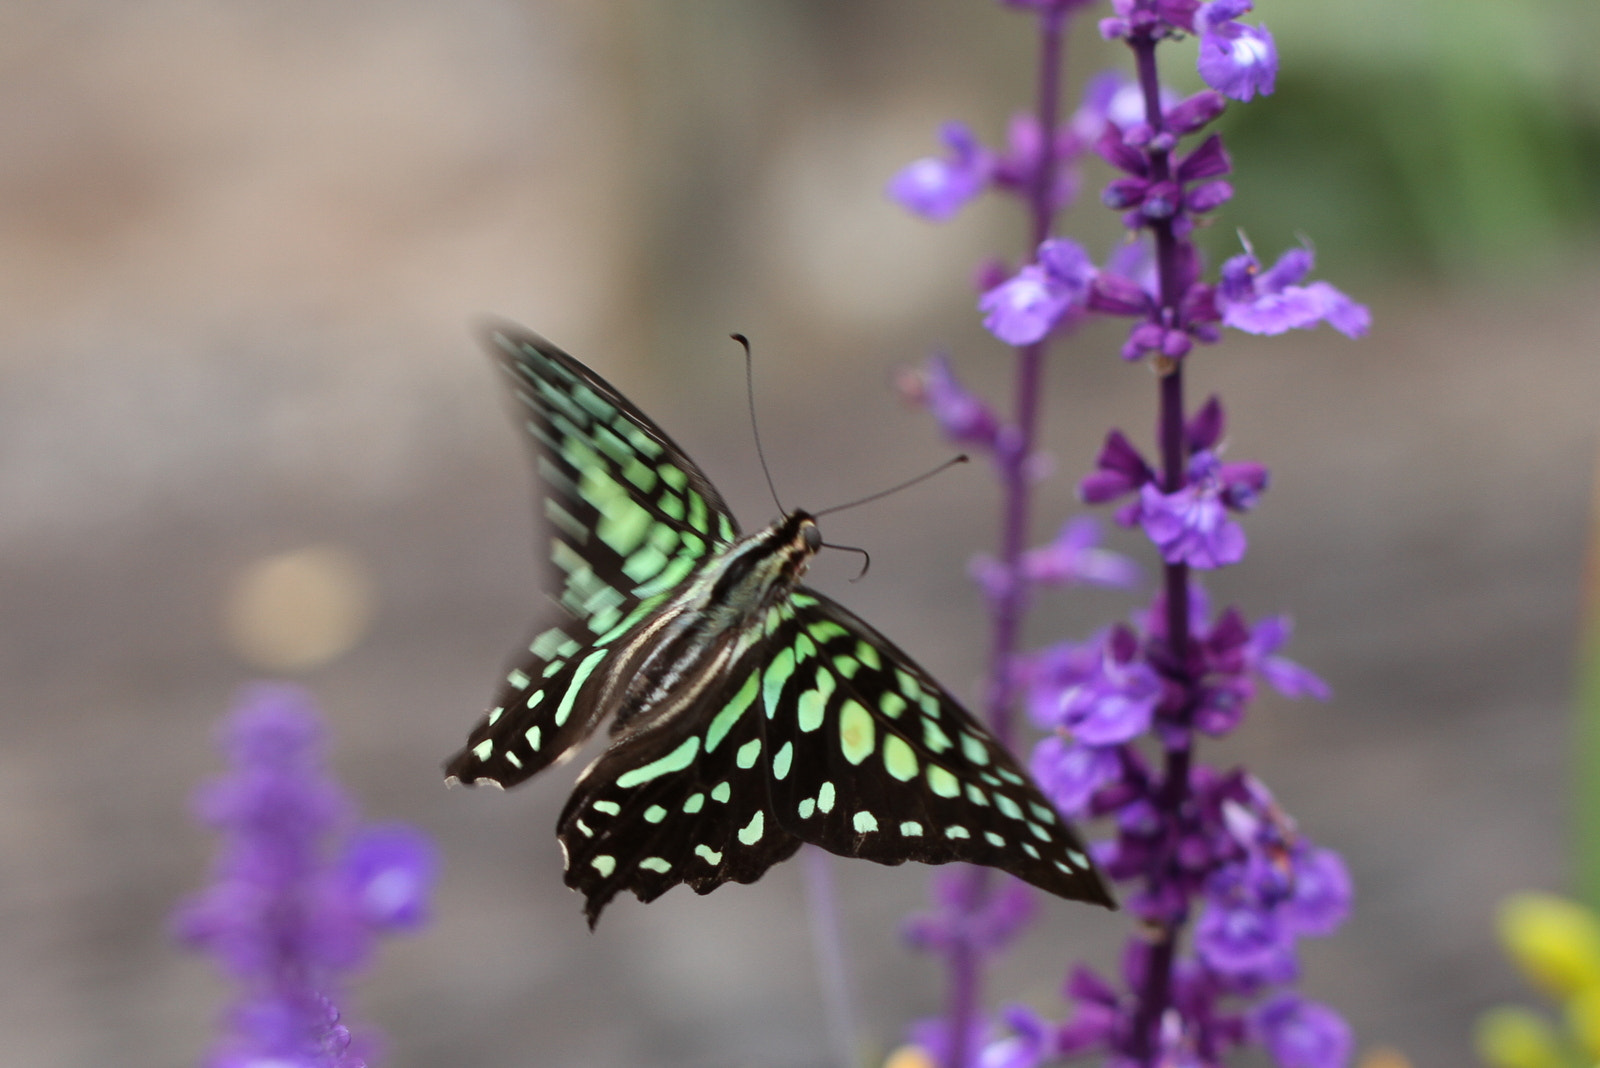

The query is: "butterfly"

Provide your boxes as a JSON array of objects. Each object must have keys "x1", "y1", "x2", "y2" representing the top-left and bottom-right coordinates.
[{"x1": 445, "y1": 324, "x2": 1116, "y2": 926}]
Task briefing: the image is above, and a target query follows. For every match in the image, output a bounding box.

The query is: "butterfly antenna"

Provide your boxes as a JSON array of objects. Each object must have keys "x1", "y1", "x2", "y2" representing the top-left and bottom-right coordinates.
[
  {"x1": 732, "y1": 333, "x2": 786, "y2": 516},
  {"x1": 811, "y1": 454, "x2": 969, "y2": 519}
]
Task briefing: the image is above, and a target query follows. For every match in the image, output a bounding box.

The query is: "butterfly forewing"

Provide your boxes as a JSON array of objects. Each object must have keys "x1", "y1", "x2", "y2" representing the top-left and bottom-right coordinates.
[{"x1": 445, "y1": 328, "x2": 740, "y2": 788}]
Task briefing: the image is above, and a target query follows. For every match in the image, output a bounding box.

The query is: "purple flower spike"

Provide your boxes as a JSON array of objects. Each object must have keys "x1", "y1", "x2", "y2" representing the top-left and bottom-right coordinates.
[
  {"x1": 1255, "y1": 995, "x2": 1353, "y2": 1068},
  {"x1": 1196, "y1": 0, "x2": 1277, "y2": 102},
  {"x1": 889, "y1": 121, "x2": 994, "y2": 221},
  {"x1": 1219, "y1": 245, "x2": 1371, "y2": 338},
  {"x1": 175, "y1": 684, "x2": 436, "y2": 1068},
  {"x1": 979, "y1": 238, "x2": 1096, "y2": 345},
  {"x1": 1022, "y1": 516, "x2": 1142, "y2": 589}
]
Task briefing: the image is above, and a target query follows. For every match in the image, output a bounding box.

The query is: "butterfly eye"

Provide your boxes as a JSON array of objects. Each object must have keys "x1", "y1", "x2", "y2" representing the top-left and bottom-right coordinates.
[{"x1": 802, "y1": 522, "x2": 823, "y2": 553}]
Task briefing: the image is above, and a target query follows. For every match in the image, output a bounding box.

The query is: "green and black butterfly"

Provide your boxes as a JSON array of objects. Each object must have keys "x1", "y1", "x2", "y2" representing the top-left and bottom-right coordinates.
[{"x1": 445, "y1": 325, "x2": 1116, "y2": 926}]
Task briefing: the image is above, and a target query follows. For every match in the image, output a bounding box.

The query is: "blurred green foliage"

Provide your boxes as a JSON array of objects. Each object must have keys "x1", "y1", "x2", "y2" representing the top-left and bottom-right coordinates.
[{"x1": 1191, "y1": 0, "x2": 1600, "y2": 278}]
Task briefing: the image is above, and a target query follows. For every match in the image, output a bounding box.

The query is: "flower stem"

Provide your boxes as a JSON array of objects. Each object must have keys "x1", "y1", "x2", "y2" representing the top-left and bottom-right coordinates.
[
  {"x1": 1125, "y1": 29, "x2": 1198, "y2": 1067},
  {"x1": 945, "y1": 11, "x2": 1071, "y2": 1068}
]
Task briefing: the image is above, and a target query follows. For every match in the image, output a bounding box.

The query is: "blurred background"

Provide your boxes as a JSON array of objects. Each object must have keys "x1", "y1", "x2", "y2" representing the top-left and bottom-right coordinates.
[{"x1": 2, "y1": 0, "x2": 1599, "y2": 1065}]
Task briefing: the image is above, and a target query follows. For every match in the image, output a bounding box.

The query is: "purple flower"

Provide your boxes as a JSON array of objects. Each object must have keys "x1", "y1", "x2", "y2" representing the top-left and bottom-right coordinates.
[
  {"x1": 1218, "y1": 246, "x2": 1370, "y2": 338},
  {"x1": 1031, "y1": 735, "x2": 1124, "y2": 816},
  {"x1": 1285, "y1": 847, "x2": 1352, "y2": 937},
  {"x1": 1194, "y1": 882, "x2": 1294, "y2": 980},
  {"x1": 1136, "y1": 450, "x2": 1264, "y2": 569},
  {"x1": 175, "y1": 684, "x2": 436, "y2": 1068},
  {"x1": 1245, "y1": 616, "x2": 1331, "y2": 700},
  {"x1": 1020, "y1": 516, "x2": 1142, "y2": 588},
  {"x1": 1254, "y1": 995, "x2": 1353, "y2": 1068},
  {"x1": 904, "y1": 869, "x2": 1038, "y2": 956},
  {"x1": 889, "y1": 121, "x2": 995, "y2": 221},
  {"x1": 901, "y1": 353, "x2": 1001, "y2": 449},
  {"x1": 978, "y1": 1005, "x2": 1056, "y2": 1068},
  {"x1": 1051, "y1": 630, "x2": 1162, "y2": 745},
  {"x1": 1196, "y1": 0, "x2": 1278, "y2": 101},
  {"x1": 979, "y1": 238, "x2": 1097, "y2": 345}
]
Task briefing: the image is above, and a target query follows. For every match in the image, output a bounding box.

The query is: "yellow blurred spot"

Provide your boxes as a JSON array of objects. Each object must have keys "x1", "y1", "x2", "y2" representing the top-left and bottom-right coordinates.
[
  {"x1": 1475, "y1": 1006, "x2": 1565, "y2": 1068},
  {"x1": 1499, "y1": 893, "x2": 1600, "y2": 998},
  {"x1": 225, "y1": 545, "x2": 375, "y2": 671},
  {"x1": 1355, "y1": 1046, "x2": 1412, "y2": 1068},
  {"x1": 882, "y1": 1046, "x2": 936, "y2": 1068}
]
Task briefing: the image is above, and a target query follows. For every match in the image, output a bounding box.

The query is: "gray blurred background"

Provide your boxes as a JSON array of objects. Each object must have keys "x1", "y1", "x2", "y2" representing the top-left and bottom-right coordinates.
[{"x1": 3, "y1": 1, "x2": 1599, "y2": 1066}]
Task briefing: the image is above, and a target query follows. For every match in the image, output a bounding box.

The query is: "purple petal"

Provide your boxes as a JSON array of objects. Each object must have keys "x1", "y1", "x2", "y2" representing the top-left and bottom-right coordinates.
[
  {"x1": 1030, "y1": 736, "x2": 1123, "y2": 816},
  {"x1": 1286, "y1": 847, "x2": 1352, "y2": 936},
  {"x1": 1259, "y1": 247, "x2": 1315, "y2": 291},
  {"x1": 979, "y1": 264, "x2": 1076, "y2": 345},
  {"x1": 887, "y1": 121, "x2": 991, "y2": 221},
  {"x1": 1196, "y1": 17, "x2": 1277, "y2": 102},
  {"x1": 1255, "y1": 996, "x2": 1353, "y2": 1068},
  {"x1": 915, "y1": 354, "x2": 1001, "y2": 447},
  {"x1": 1186, "y1": 395, "x2": 1225, "y2": 451}
]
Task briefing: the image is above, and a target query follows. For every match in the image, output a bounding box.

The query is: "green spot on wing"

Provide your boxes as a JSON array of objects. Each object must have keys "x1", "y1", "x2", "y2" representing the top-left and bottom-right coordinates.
[
  {"x1": 683, "y1": 793, "x2": 705, "y2": 813},
  {"x1": 927, "y1": 765, "x2": 961, "y2": 798},
  {"x1": 706, "y1": 671, "x2": 759, "y2": 752},
  {"x1": 617, "y1": 736, "x2": 701, "y2": 788},
  {"x1": 591, "y1": 855, "x2": 616, "y2": 877},
  {"x1": 882, "y1": 734, "x2": 918, "y2": 781},
  {"x1": 879, "y1": 692, "x2": 907, "y2": 719},
  {"x1": 695, "y1": 844, "x2": 722, "y2": 865},
  {"x1": 817, "y1": 781, "x2": 836, "y2": 814},
  {"x1": 644, "y1": 805, "x2": 667, "y2": 823},
  {"x1": 899, "y1": 821, "x2": 923, "y2": 836},
  {"x1": 640, "y1": 856, "x2": 671, "y2": 873},
  {"x1": 593, "y1": 800, "x2": 621, "y2": 816},
  {"x1": 764, "y1": 647, "x2": 796, "y2": 717},
  {"x1": 853, "y1": 810, "x2": 878, "y2": 833},
  {"x1": 798, "y1": 668, "x2": 835, "y2": 732},
  {"x1": 555, "y1": 648, "x2": 608, "y2": 727},
  {"x1": 736, "y1": 737, "x2": 761, "y2": 769},
  {"x1": 659, "y1": 465, "x2": 688, "y2": 490},
  {"x1": 711, "y1": 782, "x2": 731, "y2": 803},
  {"x1": 838, "y1": 700, "x2": 875, "y2": 765},
  {"x1": 738, "y1": 811, "x2": 765, "y2": 845},
  {"x1": 772, "y1": 740, "x2": 793, "y2": 780},
  {"x1": 960, "y1": 733, "x2": 990, "y2": 765}
]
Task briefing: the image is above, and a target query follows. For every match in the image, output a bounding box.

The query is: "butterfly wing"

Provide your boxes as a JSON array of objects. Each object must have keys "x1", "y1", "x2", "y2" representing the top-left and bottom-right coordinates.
[
  {"x1": 552, "y1": 588, "x2": 1114, "y2": 925},
  {"x1": 763, "y1": 591, "x2": 1116, "y2": 908},
  {"x1": 446, "y1": 326, "x2": 741, "y2": 788},
  {"x1": 556, "y1": 645, "x2": 803, "y2": 927}
]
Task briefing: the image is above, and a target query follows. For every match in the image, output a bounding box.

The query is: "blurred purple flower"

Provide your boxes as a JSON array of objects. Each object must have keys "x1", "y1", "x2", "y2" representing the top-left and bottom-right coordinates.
[
  {"x1": 1196, "y1": 0, "x2": 1278, "y2": 101},
  {"x1": 1021, "y1": 516, "x2": 1142, "y2": 588},
  {"x1": 889, "y1": 121, "x2": 995, "y2": 221},
  {"x1": 1218, "y1": 246, "x2": 1370, "y2": 338},
  {"x1": 901, "y1": 353, "x2": 1002, "y2": 450},
  {"x1": 174, "y1": 683, "x2": 437, "y2": 1068},
  {"x1": 1254, "y1": 995, "x2": 1353, "y2": 1068},
  {"x1": 979, "y1": 238, "x2": 1097, "y2": 345}
]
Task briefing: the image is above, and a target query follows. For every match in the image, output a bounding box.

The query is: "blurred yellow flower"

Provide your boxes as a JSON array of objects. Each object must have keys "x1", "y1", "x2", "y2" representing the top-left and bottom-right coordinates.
[
  {"x1": 1499, "y1": 894, "x2": 1600, "y2": 999},
  {"x1": 1475, "y1": 1005, "x2": 1567, "y2": 1068}
]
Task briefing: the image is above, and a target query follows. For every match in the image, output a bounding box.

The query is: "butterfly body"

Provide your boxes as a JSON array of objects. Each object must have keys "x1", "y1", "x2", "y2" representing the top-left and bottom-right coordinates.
[{"x1": 446, "y1": 326, "x2": 1115, "y2": 925}]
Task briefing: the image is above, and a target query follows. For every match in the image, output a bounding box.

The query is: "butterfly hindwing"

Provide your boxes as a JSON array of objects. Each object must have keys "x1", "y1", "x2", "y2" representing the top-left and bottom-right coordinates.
[
  {"x1": 761, "y1": 592, "x2": 1116, "y2": 907},
  {"x1": 445, "y1": 327, "x2": 740, "y2": 788},
  {"x1": 557, "y1": 653, "x2": 802, "y2": 926}
]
